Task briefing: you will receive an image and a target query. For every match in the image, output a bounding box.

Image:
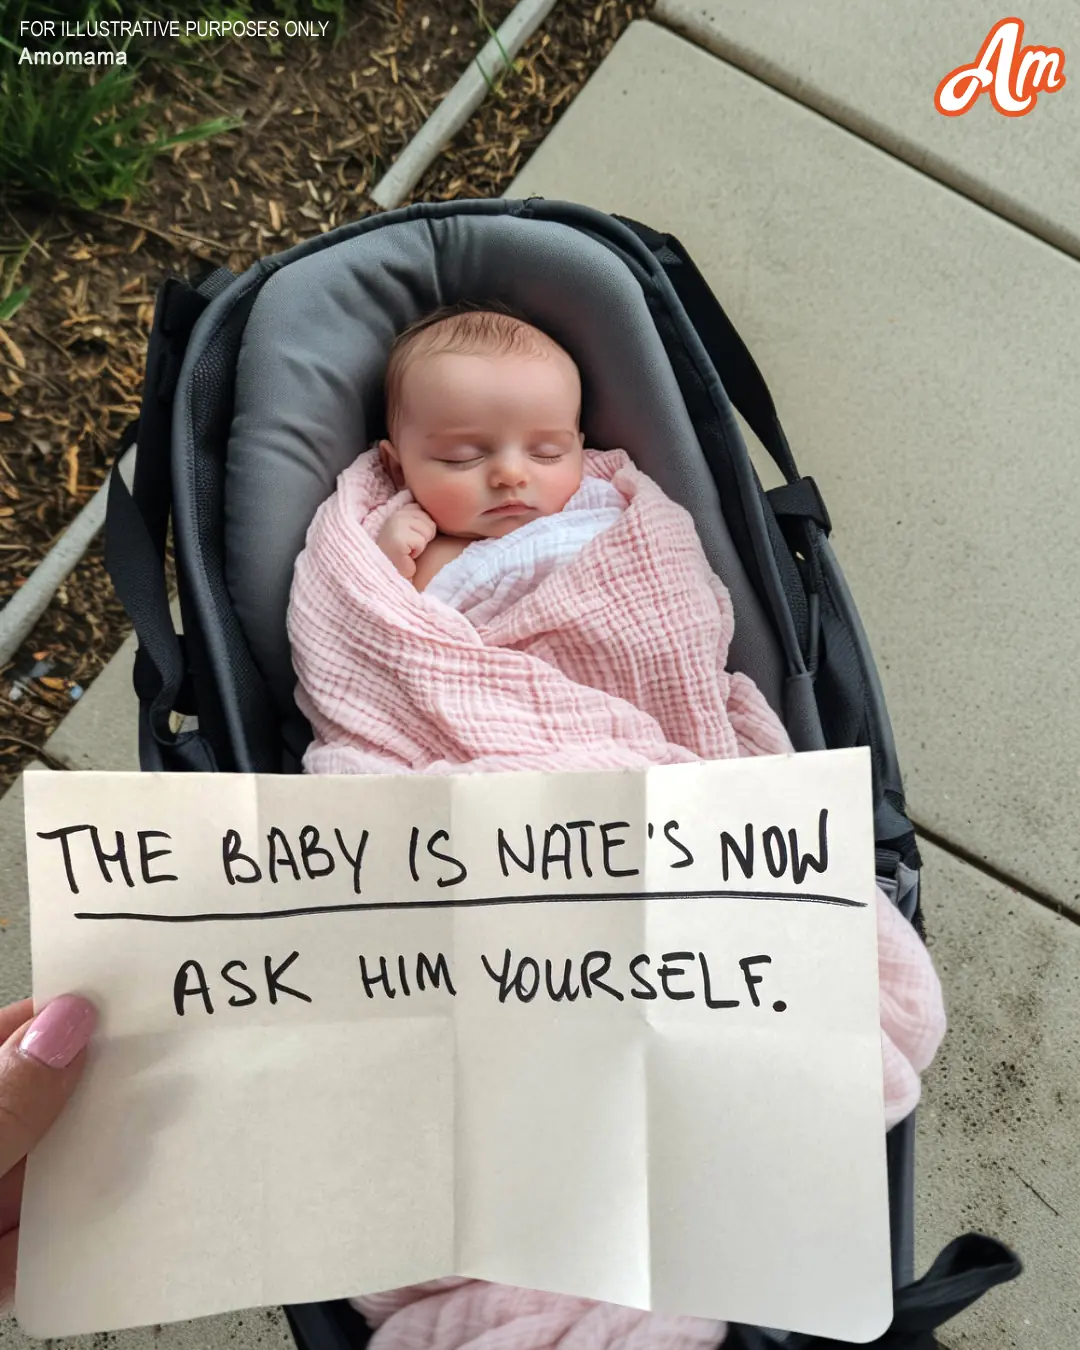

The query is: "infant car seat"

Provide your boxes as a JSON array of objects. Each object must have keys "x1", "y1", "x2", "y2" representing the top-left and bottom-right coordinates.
[{"x1": 103, "y1": 197, "x2": 1019, "y2": 1349}]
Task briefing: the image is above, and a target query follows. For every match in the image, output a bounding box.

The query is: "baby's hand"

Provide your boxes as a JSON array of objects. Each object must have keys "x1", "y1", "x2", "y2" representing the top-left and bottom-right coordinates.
[{"x1": 377, "y1": 503, "x2": 438, "y2": 579}]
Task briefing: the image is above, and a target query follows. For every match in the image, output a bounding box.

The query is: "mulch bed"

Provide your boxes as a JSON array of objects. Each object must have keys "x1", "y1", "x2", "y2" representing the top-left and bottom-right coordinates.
[{"x1": 0, "y1": 0, "x2": 652, "y2": 794}]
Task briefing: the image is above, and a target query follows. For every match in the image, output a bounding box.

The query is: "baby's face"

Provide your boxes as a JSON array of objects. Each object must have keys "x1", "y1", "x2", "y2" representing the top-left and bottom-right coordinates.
[{"x1": 381, "y1": 348, "x2": 585, "y2": 539}]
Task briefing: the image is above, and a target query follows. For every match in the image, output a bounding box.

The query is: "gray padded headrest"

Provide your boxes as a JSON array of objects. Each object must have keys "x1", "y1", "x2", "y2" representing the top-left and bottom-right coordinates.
[{"x1": 227, "y1": 215, "x2": 783, "y2": 721}]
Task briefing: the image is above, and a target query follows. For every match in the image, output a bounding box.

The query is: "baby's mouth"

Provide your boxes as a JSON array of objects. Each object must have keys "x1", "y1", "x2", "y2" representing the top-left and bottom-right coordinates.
[{"x1": 484, "y1": 500, "x2": 531, "y2": 515}]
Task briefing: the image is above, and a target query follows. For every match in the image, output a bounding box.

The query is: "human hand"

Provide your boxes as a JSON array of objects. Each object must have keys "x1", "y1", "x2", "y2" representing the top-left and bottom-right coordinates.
[
  {"x1": 377, "y1": 503, "x2": 438, "y2": 579},
  {"x1": 0, "y1": 995, "x2": 96, "y2": 1310}
]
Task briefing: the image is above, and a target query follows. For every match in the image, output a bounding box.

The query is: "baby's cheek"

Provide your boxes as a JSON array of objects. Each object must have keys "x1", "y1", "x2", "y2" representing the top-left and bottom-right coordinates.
[
  {"x1": 549, "y1": 462, "x2": 585, "y2": 510},
  {"x1": 417, "y1": 478, "x2": 477, "y2": 530}
]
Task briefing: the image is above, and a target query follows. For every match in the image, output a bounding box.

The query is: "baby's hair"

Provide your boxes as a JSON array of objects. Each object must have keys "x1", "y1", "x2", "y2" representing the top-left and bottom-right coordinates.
[{"x1": 384, "y1": 300, "x2": 573, "y2": 438}]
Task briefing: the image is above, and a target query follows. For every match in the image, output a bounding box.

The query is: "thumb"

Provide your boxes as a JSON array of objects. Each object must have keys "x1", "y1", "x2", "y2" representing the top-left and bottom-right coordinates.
[{"x1": 0, "y1": 996, "x2": 96, "y2": 1180}]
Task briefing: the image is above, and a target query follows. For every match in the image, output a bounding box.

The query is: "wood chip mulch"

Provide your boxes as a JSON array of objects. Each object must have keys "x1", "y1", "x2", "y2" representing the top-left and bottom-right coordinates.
[{"x1": 0, "y1": 0, "x2": 653, "y2": 794}]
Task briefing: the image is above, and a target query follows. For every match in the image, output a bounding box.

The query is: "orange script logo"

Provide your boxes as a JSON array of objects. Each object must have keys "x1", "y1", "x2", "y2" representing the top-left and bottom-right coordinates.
[{"x1": 935, "y1": 17, "x2": 1065, "y2": 116}]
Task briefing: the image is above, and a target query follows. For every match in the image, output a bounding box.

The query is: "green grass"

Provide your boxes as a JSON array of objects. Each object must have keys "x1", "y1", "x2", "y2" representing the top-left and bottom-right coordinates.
[
  {"x1": 0, "y1": 231, "x2": 34, "y2": 320},
  {"x1": 0, "y1": 61, "x2": 240, "y2": 213},
  {"x1": 0, "y1": 0, "x2": 345, "y2": 214},
  {"x1": 473, "y1": 0, "x2": 523, "y2": 98}
]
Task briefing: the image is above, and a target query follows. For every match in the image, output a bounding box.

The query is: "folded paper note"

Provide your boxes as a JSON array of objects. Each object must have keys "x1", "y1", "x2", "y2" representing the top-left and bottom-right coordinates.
[{"x1": 19, "y1": 749, "x2": 892, "y2": 1342}]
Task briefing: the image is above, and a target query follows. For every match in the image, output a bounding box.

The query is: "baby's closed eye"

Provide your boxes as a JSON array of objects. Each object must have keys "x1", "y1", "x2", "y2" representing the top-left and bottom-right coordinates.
[{"x1": 433, "y1": 446, "x2": 568, "y2": 465}]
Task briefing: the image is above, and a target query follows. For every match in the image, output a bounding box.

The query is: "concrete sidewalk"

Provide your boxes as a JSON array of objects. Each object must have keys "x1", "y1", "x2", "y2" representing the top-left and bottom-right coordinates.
[
  {"x1": 3, "y1": 10, "x2": 1079, "y2": 1348},
  {"x1": 656, "y1": 0, "x2": 1080, "y2": 259}
]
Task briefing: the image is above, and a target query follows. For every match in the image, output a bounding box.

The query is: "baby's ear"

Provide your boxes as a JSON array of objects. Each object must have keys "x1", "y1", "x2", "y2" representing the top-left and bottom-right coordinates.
[{"x1": 378, "y1": 439, "x2": 406, "y2": 490}]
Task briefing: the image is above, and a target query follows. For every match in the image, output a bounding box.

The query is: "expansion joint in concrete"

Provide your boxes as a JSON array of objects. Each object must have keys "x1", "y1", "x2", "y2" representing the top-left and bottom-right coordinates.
[
  {"x1": 913, "y1": 819, "x2": 1080, "y2": 929},
  {"x1": 653, "y1": 11, "x2": 1080, "y2": 268}
]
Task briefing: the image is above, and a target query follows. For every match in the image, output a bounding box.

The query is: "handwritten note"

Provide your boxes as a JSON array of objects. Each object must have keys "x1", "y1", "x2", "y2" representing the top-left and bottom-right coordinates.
[{"x1": 19, "y1": 749, "x2": 892, "y2": 1342}]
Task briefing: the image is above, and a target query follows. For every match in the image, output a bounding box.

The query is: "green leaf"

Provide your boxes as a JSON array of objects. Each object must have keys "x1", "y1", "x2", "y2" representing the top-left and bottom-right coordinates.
[
  {"x1": 0, "y1": 286, "x2": 31, "y2": 322},
  {"x1": 155, "y1": 114, "x2": 242, "y2": 149}
]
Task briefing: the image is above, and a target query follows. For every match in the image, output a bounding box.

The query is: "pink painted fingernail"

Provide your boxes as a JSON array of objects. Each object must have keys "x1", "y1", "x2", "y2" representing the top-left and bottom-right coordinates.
[{"x1": 18, "y1": 995, "x2": 97, "y2": 1069}]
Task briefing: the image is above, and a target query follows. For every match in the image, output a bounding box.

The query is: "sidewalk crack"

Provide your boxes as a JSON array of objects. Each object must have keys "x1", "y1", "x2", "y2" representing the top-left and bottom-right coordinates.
[
  {"x1": 654, "y1": 9, "x2": 1080, "y2": 266},
  {"x1": 1006, "y1": 1164, "x2": 1061, "y2": 1218},
  {"x1": 911, "y1": 819, "x2": 1080, "y2": 929}
]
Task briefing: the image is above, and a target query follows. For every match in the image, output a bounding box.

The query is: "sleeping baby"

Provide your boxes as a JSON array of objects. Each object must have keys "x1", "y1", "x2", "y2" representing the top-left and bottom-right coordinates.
[
  {"x1": 373, "y1": 301, "x2": 591, "y2": 593},
  {"x1": 286, "y1": 301, "x2": 946, "y2": 1350},
  {"x1": 291, "y1": 300, "x2": 794, "y2": 772}
]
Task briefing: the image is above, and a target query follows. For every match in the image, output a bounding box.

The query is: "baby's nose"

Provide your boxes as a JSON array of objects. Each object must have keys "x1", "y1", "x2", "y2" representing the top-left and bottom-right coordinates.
[{"x1": 490, "y1": 452, "x2": 528, "y2": 485}]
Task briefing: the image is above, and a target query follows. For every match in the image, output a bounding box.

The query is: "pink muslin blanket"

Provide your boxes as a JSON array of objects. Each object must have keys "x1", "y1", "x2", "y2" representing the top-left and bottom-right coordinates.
[
  {"x1": 287, "y1": 448, "x2": 945, "y2": 1350},
  {"x1": 289, "y1": 449, "x2": 790, "y2": 774}
]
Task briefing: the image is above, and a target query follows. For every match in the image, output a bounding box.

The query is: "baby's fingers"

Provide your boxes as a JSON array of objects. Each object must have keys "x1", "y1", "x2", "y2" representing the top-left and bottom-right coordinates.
[{"x1": 404, "y1": 505, "x2": 437, "y2": 537}]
